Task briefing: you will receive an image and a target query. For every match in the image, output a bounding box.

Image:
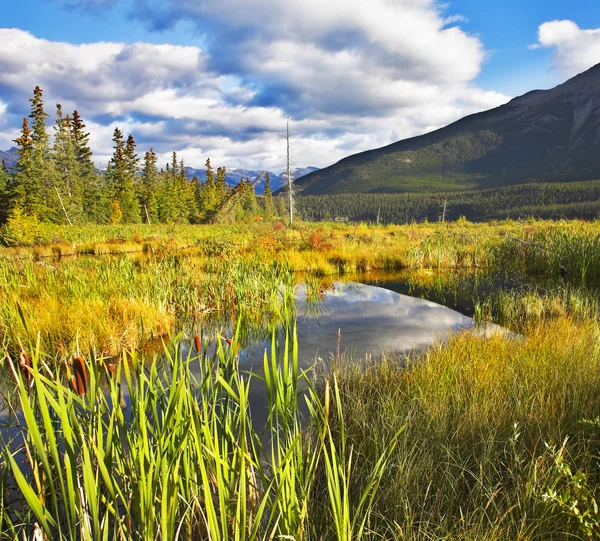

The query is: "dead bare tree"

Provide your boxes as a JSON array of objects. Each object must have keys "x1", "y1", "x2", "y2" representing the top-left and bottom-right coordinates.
[{"x1": 286, "y1": 118, "x2": 294, "y2": 225}]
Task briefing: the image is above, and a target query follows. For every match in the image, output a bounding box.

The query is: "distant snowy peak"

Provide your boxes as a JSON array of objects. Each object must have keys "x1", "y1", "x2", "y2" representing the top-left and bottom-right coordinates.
[{"x1": 183, "y1": 166, "x2": 320, "y2": 194}]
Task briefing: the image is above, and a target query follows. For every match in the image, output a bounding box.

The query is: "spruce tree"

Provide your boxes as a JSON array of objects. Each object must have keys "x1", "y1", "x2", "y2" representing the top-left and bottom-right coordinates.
[
  {"x1": 53, "y1": 104, "x2": 82, "y2": 224},
  {"x1": 157, "y1": 160, "x2": 178, "y2": 223},
  {"x1": 13, "y1": 117, "x2": 42, "y2": 216},
  {"x1": 178, "y1": 158, "x2": 195, "y2": 222},
  {"x1": 263, "y1": 172, "x2": 274, "y2": 218},
  {"x1": 29, "y1": 86, "x2": 55, "y2": 220},
  {"x1": 201, "y1": 158, "x2": 216, "y2": 214},
  {"x1": 242, "y1": 177, "x2": 259, "y2": 216},
  {"x1": 108, "y1": 128, "x2": 141, "y2": 223},
  {"x1": 140, "y1": 149, "x2": 159, "y2": 223},
  {"x1": 215, "y1": 166, "x2": 227, "y2": 204},
  {"x1": 72, "y1": 110, "x2": 107, "y2": 223}
]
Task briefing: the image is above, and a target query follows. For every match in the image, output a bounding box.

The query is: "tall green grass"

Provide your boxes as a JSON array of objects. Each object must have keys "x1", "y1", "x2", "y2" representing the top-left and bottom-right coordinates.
[{"x1": 0, "y1": 322, "x2": 400, "y2": 540}]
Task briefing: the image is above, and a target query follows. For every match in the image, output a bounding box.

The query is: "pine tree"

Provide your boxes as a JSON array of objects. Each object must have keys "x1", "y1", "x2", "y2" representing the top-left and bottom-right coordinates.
[
  {"x1": 71, "y1": 110, "x2": 107, "y2": 223},
  {"x1": 241, "y1": 177, "x2": 259, "y2": 216},
  {"x1": 177, "y1": 158, "x2": 196, "y2": 223},
  {"x1": 263, "y1": 172, "x2": 274, "y2": 218},
  {"x1": 107, "y1": 128, "x2": 141, "y2": 223},
  {"x1": 13, "y1": 117, "x2": 42, "y2": 216},
  {"x1": 140, "y1": 149, "x2": 159, "y2": 223},
  {"x1": 157, "y1": 160, "x2": 178, "y2": 223},
  {"x1": 29, "y1": 86, "x2": 55, "y2": 220},
  {"x1": 53, "y1": 104, "x2": 82, "y2": 224},
  {"x1": 215, "y1": 166, "x2": 227, "y2": 204},
  {"x1": 200, "y1": 158, "x2": 216, "y2": 215}
]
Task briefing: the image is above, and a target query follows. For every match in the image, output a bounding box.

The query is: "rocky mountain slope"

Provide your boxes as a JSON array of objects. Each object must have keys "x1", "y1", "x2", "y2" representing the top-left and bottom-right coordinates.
[{"x1": 292, "y1": 64, "x2": 600, "y2": 195}]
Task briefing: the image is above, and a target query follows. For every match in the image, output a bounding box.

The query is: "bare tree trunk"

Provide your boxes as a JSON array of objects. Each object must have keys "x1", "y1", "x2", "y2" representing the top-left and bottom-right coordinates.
[
  {"x1": 286, "y1": 119, "x2": 294, "y2": 225},
  {"x1": 54, "y1": 186, "x2": 73, "y2": 226}
]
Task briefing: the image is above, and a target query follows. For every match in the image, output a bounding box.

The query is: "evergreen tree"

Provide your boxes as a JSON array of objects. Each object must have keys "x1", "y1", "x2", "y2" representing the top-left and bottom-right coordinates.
[
  {"x1": 53, "y1": 104, "x2": 82, "y2": 224},
  {"x1": 72, "y1": 110, "x2": 107, "y2": 223},
  {"x1": 276, "y1": 195, "x2": 287, "y2": 217},
  {"x1": 157, "y1": 161, "x2": 178, "y2": 223},
  {"x1": 200, "y1": 158, "x2": 216, "y2": 215},
  {"x1": 241, "y1": 177, "x2": 259, "y2": 216},
  {"x1": 140, "y1": 149, "x2": 159, "y2": 223},
  {"x1": 125, "y1": 135, "x2": 140, "y2": 180},
  {"x1": 177, "y1": 158, "x2": 196, "y2": 222},
  {"x1": 171, "y1": 152, "x2": 178, "y2": 179},
  {"x1": 13, "y1": 117, "x2": 42, "y2": 216},
  {"x1": 263, "y1": 172, "x2": 274, "y2": 217},
  {"x1": 29, "y1": 86, "x2": 55, "y2": 220},
  {"x1": 215, "y1": 166, "x2": 227, "y2": 204},
  {"x1": 108, "y1": 128, "x2": 141, "y2": 223}
]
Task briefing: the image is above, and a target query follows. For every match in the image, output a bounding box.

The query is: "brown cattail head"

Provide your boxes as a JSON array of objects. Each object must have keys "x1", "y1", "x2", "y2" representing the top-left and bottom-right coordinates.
[
  {"x1": 19, "y1": 351, "x2": 31, "y2": 382},
  {"x1": 72, "y1": 356, "x2": 87, "y2": 396},
  {"x1": 194, "y1": 334, "x2": 201, "y2": 354}
]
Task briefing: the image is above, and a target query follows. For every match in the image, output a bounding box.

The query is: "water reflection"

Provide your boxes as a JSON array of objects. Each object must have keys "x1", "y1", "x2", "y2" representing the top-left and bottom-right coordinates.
[{"x1": 234, "y1": 281, "x2": 479, "y2": 373}]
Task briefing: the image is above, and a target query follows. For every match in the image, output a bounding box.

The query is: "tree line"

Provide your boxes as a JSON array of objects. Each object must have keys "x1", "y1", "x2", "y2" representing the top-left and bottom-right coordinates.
[
  {"x1": 296, "y1": 181, "x2": 600, "y2": 224},
  {"x1": 0, "y1": 87, "x2": 286, "y2": 225}
]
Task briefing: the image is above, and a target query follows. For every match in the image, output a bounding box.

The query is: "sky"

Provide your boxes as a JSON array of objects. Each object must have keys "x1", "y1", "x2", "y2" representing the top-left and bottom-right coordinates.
[{"x1": 2, "y1": 0, "x2": 600, "y2": 172}]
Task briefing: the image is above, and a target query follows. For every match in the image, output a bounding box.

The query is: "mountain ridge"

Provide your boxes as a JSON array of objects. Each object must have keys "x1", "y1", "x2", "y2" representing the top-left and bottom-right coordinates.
[{"x1": 291, "y1": 63, "x2": 600, "y2": 195}]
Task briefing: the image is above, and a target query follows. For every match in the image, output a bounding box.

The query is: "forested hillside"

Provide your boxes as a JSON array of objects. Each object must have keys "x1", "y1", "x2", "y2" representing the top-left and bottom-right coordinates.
[
  {"x1": 296, "y1": 180, "x2": 600, "y2": 223},
  {"x1": 293, "y1": 63, "x2": 600, "y2": 195}
]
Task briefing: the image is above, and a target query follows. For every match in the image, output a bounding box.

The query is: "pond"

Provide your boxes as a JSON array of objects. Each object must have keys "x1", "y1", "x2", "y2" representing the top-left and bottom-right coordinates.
[{"x1": 234, "y1": 278, "x2": 499, "y2": 371}]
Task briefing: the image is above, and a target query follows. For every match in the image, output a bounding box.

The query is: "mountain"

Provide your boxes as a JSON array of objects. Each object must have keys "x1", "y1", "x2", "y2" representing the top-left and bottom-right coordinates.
[
  {"x1": 184, "y1": 166, "x2": 319, "y2": 194},
  {"x1": 292, "y1": 64, "x2": 600, "y2": 195},
  {"x1": 0, "y1": 147, "x2": 18, "y2": 171}
]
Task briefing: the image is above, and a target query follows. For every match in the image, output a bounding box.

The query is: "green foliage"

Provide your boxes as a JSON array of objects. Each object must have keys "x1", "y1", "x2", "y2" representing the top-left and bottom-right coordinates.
[
  {"x1": 263, "y1": 172, "x2": 275, "y2": 217},
  {"x1": 0, "y1": 205, "x2": 50, "y2": 246},
  {"x1": 542, "y1": 437, "x2": 600, "y2": 539},
  {"x1": 107, "y1": 128, "x2": 141, "y2": 223}
]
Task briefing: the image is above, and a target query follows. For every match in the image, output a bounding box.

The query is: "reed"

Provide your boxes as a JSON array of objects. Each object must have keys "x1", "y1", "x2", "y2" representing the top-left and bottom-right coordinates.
[{"x1": 0, "y1": 322, "x2": 400, "y2": 540}]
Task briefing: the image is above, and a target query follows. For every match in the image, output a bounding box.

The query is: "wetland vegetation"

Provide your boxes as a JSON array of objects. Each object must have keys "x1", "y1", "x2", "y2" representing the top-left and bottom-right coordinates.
[{"x1": 2, "y1": 218, "x2": 600, "y2": 539}]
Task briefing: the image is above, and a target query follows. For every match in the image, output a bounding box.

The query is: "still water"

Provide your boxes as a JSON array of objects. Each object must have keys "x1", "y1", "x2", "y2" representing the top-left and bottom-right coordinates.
[{"x1": 235, "y1": 280, "x2": 484, "y2": 372}]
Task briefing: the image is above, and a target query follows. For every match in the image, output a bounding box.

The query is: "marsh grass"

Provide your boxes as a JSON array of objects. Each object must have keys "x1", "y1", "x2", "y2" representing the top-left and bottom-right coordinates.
[
  {"x1": 0, "y1": 322, "x2": 402, "y2": 540},
  {"x1": 0, "y1": 255, "x2": 295, "y2": 357},
  {"x1": 329, "y1": 317, "x2": 600, "y2": 539},
  {"x1": 2, "y1": 219, "x2": 600, "y2": 538}
]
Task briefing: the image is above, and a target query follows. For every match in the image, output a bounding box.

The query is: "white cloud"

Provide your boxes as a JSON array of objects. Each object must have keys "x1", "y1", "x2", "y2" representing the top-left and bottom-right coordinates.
[
  {"x1": 0, "y1": 4, "x2": 510, "y2": 172},
  {"x1": 533, "y1": 20, "x2": 600, "y2": 77}
]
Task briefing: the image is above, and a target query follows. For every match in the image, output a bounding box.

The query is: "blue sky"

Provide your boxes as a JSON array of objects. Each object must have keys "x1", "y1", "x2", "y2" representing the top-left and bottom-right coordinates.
[{"x1": 1, "y1": 0, "x2": 600, "y2": 171}]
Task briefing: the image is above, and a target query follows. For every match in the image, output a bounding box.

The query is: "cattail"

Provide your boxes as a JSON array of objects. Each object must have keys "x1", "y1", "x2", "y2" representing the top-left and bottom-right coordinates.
[
  {"x1": 106, "y1": 362, "x2": 117, "y2": 377},
  {"x1": 71, "y1": 356, "x2": 87, "y2": 396},
  {"x1": 194, "y1": 334, "x2": 201, "y2": 354},
  {"x1": 19, "y1": 351, "x2": 31, "y2": 383}
]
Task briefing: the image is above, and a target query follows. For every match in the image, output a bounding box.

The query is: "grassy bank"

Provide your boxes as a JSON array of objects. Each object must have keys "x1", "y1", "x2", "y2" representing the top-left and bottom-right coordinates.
[
  {"x1": 3, "y1": 218, "x2": 600, "y2": 356},
  {"x1": 0, "y1": 255, "x2": 294, "y2": 357}
]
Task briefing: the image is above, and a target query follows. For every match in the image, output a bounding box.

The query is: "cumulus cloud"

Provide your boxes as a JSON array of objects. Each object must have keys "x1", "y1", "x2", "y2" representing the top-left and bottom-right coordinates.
[
  {"x1": 533, "y1": 20, "x2": 600, "y2": 77},
  {"x1": 0, "y1": 0, "x2": 510, "y2": 171}
]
